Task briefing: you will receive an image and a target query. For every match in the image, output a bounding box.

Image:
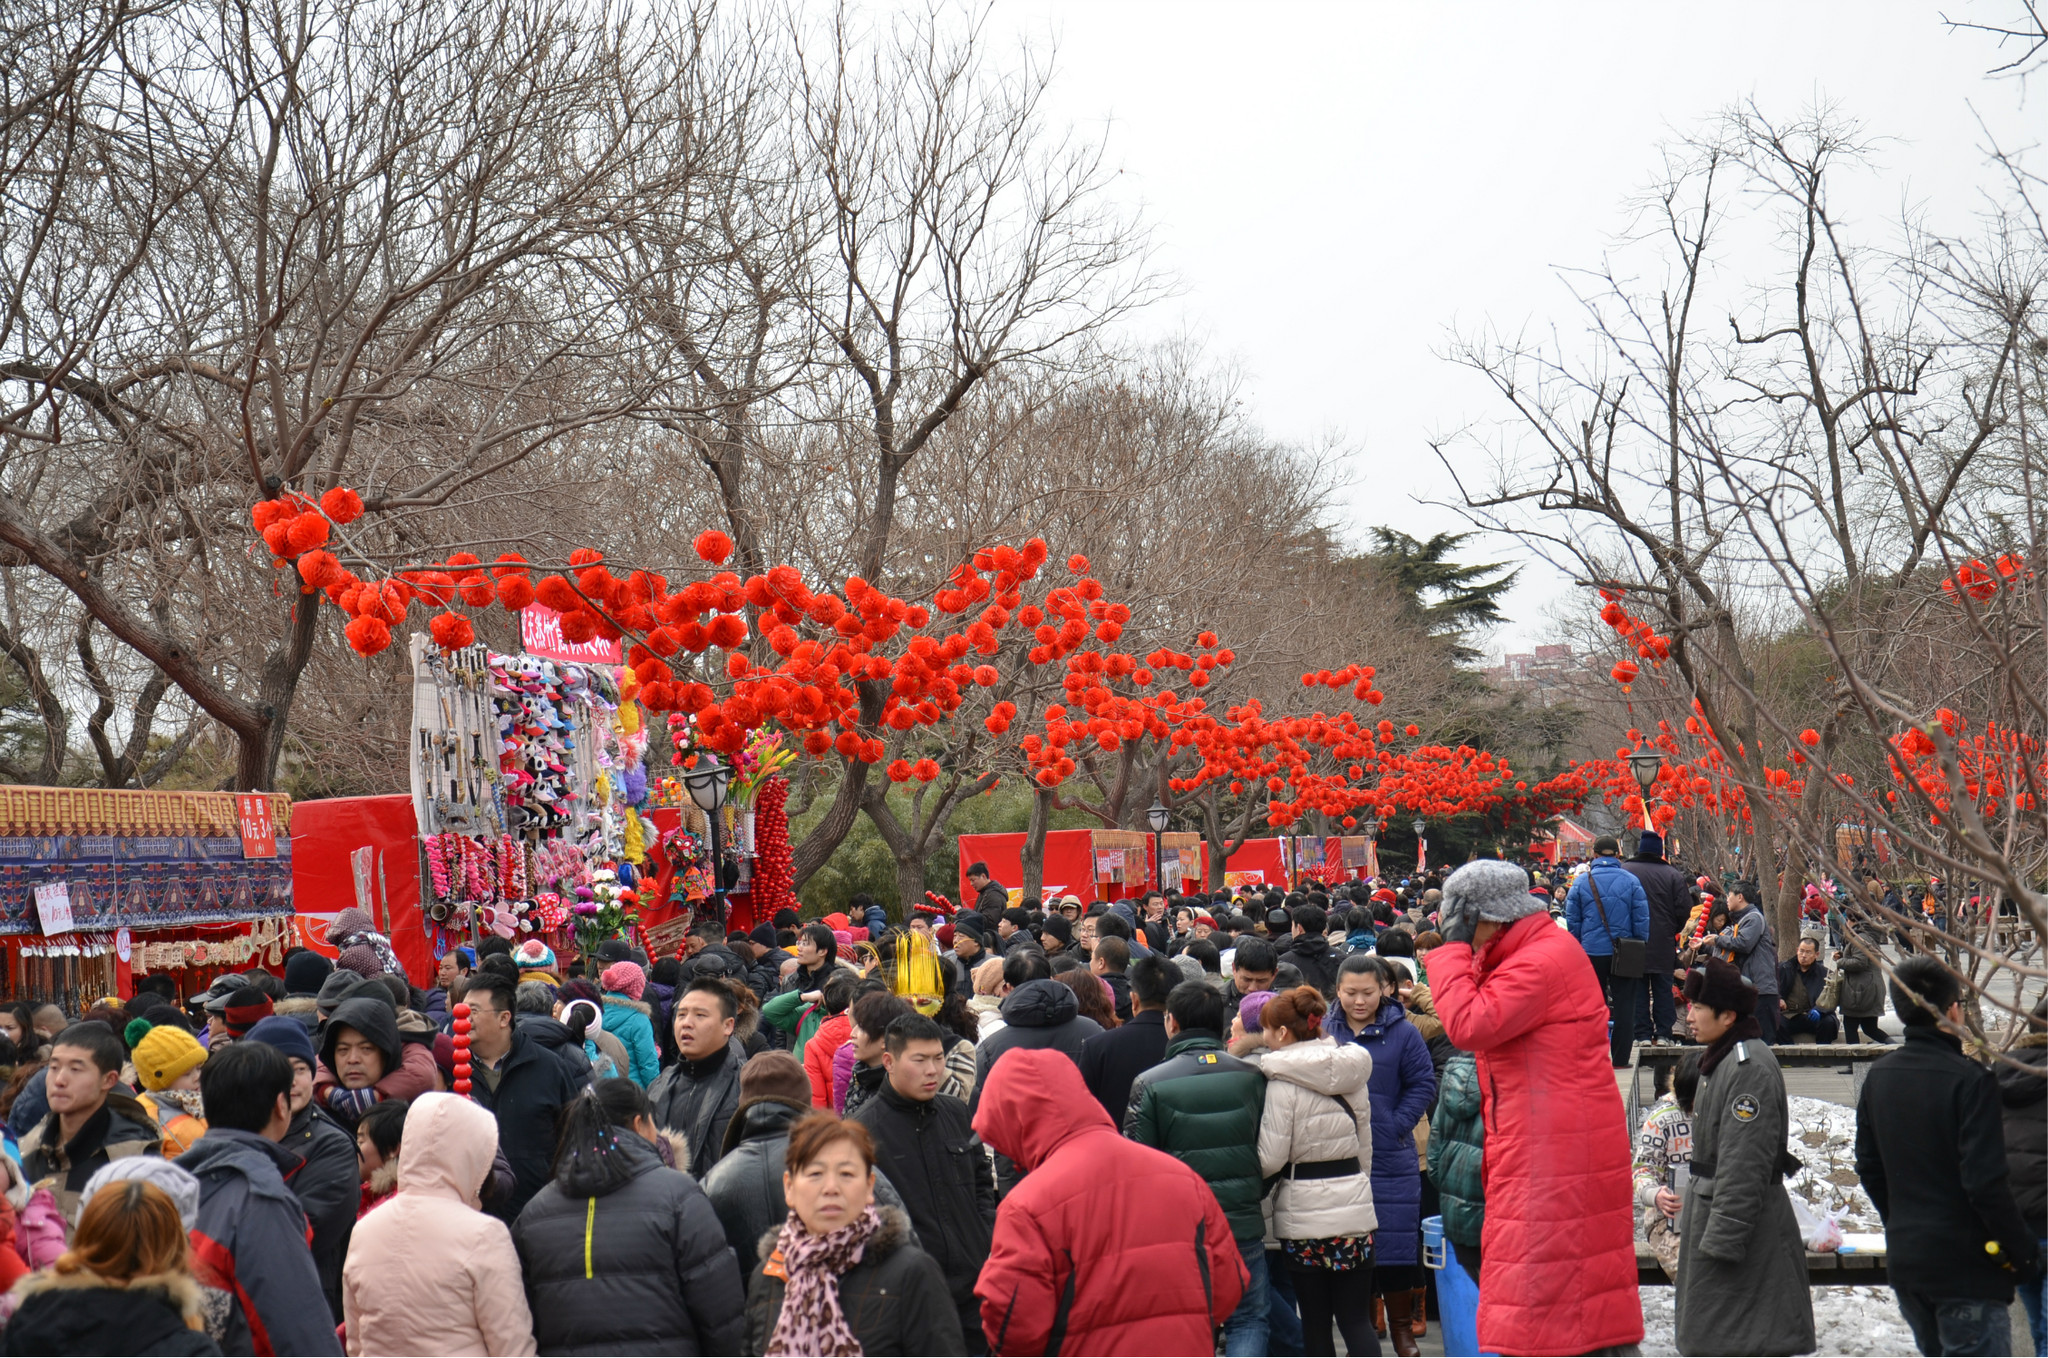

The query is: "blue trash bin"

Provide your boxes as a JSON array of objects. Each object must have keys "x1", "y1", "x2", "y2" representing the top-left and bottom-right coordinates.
[{"x1": 1434, "y1": 1232, "x2": 1495, "y2": 1357}]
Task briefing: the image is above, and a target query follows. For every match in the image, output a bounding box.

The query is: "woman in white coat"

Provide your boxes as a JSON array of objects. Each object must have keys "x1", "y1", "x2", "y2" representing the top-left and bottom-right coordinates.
[{"x1": 1256, "y1": 985, "x2": 1380, "y2": 1357}]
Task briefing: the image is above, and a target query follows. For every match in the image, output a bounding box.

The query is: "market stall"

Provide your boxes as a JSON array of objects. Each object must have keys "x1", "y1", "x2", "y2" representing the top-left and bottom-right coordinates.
[
  {"x1": 0, "y1": 787, "x2": 293, "y2": 1009},
  {"x1": 393, "y1": 619, "x2": 792, "y2": 971},
  {"x1": 956, "y1": 830, "x2": 1325, "y2": 903},
  {"x1": 1529, "y1": 816, "x2": 1596, "y2": 865}
]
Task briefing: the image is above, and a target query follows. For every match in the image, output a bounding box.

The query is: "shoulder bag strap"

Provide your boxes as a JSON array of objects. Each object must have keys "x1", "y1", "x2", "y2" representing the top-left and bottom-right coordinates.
[{"x1": 1587, "y1": 866, "x2": 1621, "y2": 942}]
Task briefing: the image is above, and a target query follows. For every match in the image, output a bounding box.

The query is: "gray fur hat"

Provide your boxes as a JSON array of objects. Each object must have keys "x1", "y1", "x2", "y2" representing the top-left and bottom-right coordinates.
[{"x1": 1442, "y1": 859, "x2": 1542, "y2": 924}]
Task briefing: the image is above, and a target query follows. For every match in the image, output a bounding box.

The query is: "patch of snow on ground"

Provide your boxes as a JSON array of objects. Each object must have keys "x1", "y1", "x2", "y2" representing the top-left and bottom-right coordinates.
[
  {"x1": 1640, "y1": 1283, "x2": 1918, "y2": 1356},
  {"x1": 1787, "y1": 1095, "x2": 1879, "y2": 1230}
]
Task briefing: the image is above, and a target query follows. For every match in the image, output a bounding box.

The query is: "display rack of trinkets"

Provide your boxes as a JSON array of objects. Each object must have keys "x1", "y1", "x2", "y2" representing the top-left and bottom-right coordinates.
[{"x1": 407, "y1": 635, "x2": 666, "y2": 950}]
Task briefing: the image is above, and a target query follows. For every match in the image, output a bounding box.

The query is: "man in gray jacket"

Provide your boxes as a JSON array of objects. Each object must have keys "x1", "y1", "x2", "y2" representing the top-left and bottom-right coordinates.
[
  {"x1": 1673, "y1": 958, "x2": 1814, "y2": 1357},
  {"x1": 1714, "y1": 883, "x2": 1783, "y2": 1043}
]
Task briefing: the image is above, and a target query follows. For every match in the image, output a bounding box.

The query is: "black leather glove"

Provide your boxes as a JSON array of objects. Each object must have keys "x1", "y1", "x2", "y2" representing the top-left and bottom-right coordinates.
[{"x1": 1440, "y1": 896, "x2": 1478, "y2": 946}]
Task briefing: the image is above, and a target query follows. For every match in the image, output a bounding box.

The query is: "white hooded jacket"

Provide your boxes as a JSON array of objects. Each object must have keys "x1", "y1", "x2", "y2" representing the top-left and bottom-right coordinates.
[{"x1": 1256, "y1": 1037, "x2": 1379, "y2": 1242}]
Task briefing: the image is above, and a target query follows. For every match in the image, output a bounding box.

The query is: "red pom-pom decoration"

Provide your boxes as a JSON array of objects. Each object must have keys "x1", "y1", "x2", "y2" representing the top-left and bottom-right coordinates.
[
  {"x1": 497, "y1": 575, "x2": 535, "y2": 611},
  {"x1": 429, "y1": 612, "x2": 475, "y2": 651},
  {"x1": 694, "y1": 530, "x2": 734, "y2": 564},
  {"x1": 285, "y1": 512, "x2": 330, "y2": 554},
  {"x1": 345, "y1": 614, "x2": 392, "y2": 657},
  {"x1": 319, "y1": 486, "x2": 364, "y2": 525},
  {"x1": 297, "y1": 550, "x2": 342, "y2": 589}
]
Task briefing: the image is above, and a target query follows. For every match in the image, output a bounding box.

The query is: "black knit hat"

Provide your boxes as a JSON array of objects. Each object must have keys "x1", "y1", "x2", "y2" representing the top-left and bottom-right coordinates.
[
  {"x1": 1682, "y1": 956, "x2": 1757, "y2": 1017},
  {"x1": 284, "y1": 950, "x2": 333, "y2": 997}
]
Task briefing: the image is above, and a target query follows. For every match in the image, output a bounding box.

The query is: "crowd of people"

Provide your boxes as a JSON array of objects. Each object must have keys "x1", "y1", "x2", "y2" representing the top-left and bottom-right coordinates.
[{"x1": 0, "y1": 862, "x2": 2031, "y2": 1357}]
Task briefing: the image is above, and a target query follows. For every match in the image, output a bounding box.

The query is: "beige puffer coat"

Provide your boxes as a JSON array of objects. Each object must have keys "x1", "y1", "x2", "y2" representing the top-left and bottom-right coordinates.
[
  {"x1": 341, "y1": 1093, "x2": 536, "y2": 1356},
  {"x1": 1256, "y1": 1037, "x2": 1378, "y2": 1242}
]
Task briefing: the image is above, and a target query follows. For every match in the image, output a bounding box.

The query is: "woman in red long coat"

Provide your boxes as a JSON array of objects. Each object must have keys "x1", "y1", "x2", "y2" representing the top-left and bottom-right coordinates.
[{"x1": 1428, "y1": 858, "x2": 1644, "y2": 1357}]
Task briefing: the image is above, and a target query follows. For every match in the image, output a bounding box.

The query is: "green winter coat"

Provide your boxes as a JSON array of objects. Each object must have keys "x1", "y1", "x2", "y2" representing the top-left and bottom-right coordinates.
[
  {"x1": 1123, "y1": 1031, "x2": 1267, "y2": 1239},
  {"x1": 761, "y1": 986, "x2": 826, "y2": 1056},
  {"x1": 1427, "y1": 1050, "x2": 1485, "y2": 1248}
]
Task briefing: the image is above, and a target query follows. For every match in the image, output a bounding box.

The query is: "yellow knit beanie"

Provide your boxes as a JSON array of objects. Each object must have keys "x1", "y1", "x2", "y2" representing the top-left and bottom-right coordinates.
[{"x1": 132, "y1": 1022, "x2": 207, "y2": 1092}]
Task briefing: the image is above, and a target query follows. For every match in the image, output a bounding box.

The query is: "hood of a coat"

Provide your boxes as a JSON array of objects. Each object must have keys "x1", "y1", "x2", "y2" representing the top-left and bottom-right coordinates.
[
  {"x1": 1261, "y1": 1036, "x2": 1371, "y2": 1097},
  {"x1": 554, "y1": 1120, "x2": 664, "y2": 1198},
  {"x1": 1348, "y1": 999, "x2": 1410, "y2": 1041},
  {"x1": 1289, "y1": 935, "x2": 1333, "y2": 962},
  {"x1": 397, "y1": 1091, "x2": 501, "y2": 1207},
  {"x1": 998, "y1": 977, "x2": 1079, "y2": 1028},
  {"x1": 972, "y1": 1046, "x2": 1113, "y2": 1172},
  {"x1": 320, "y1": 995, "x2": 402, "y2": 1073},
  {"x1": 517, "y1": 1012, "x2": 578, "y2": 1052},
  {"x1": 177, "y1": 1124, "x2": 304, "y2": 1188},
  {"x1": 723, "y1": 1097, "x2": 807, "y2": 1156},
  {"x1": 1999, "y1": 1034, "x2": 2047, "y2": 1107},
  {"x1": 7, "y1": 1269, "x2": 206, "y2": 1349}
]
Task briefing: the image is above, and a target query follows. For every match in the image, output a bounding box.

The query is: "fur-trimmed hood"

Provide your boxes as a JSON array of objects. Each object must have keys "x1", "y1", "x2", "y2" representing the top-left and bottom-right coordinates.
[
  {"x1": 274, "y1": 994, "x2": 319, "y2": 1021},
  {"x1": 601, "y1": 994, "x2": 652, "y2": 1018},
  {"x1": 11, "y1": 1265, "x2": 205, "y2": 1321},
  {"x1": 752, "y1": 1203, "x2": 913, "y2": 1272},
  {"x1": 365, "y1": 1158, "x2": 401, "y2": 1199}
]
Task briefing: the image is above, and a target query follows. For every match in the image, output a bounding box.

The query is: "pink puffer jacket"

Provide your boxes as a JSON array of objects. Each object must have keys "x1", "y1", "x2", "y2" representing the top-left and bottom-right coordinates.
[{"x1": 341, "y1": 1094, "x2": 535, "y2": 1356}]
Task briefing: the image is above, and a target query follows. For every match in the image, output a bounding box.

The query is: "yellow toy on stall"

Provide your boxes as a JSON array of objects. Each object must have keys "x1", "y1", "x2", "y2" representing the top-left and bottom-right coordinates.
[{"x1": 892, "y1": 928, "x2": 946, "y2": 1016}]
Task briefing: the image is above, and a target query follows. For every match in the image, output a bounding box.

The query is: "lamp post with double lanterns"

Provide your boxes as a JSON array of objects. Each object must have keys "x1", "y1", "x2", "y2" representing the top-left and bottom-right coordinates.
[
  {"x1": 684, "y1": 753, "x2": 733, "y2": 924},
  {"x1": 1147, "y1": 800, "x2": 1171, "y2": 894}
]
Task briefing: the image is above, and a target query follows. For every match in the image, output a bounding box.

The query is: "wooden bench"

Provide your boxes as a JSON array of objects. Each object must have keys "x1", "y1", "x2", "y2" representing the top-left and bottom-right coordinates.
[{"x1": 1635, "y1": 1232, "x2": 1888, "y2": 1286}]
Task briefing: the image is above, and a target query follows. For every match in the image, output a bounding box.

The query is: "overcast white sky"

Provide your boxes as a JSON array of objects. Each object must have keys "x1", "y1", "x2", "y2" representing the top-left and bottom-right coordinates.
[{"x1": 986, "y1": 0, "x2": 2041, "y2": 651}]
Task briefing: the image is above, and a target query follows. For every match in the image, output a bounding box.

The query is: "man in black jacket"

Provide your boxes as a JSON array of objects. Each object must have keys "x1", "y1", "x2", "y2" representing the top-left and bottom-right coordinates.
[
  {"x1": 1077, "y1": 953, "x2": 1173, "y2": 1121},
  {"x1": 464, "y1": 972, "x2": 587, "y2": 1219},
  {"x1": 1856, "y1": 955, "x2": 2040, "y2": 1355},
  {"x1": 966, "y1": 861, "x2": 1009, "y2": 923},
  {"x1": 1280, "y1": 903, "x2": 1340, "y2": 996},
  {"x1": 1622, "y1": 829, "x2": 1689, "y2": 1044},
  {"x1": 852, "y1": 1013, "x2": 996, "y2": 1349},
  {"x1": 650, "y1": 978, "x2": 748, "y2": 1180},
  {"x1": 1777, "y1": 935, "x2": 1840, "y2": 1044},
  {"x1": 2001, "y1": 997, "x2": 2046, "y2": 1354}
]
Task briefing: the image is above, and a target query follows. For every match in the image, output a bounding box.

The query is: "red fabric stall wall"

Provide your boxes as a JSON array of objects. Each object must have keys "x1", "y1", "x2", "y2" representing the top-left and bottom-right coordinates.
[
  {"x1": 290, "y1": 795, "x2": 433, "y2": 983},
  {"x1": 956, "y1": 830, "x2": 1102, "y2": 908}
]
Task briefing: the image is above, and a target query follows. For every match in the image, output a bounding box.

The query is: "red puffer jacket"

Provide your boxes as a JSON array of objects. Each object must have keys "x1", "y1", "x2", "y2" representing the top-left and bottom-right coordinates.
[
  {"x1": 1428, "y1": 913, "x2": 1643, "y2": 1357},
  {"x1": 973, "y1": 1048, "x2": 1244, "y2": 1357}
]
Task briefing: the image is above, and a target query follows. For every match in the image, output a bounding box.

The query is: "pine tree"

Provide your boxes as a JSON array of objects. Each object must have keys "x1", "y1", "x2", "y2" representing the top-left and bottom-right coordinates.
[{"x1": 1365, "y1": 528, "x2": 1519, "y2": 659}]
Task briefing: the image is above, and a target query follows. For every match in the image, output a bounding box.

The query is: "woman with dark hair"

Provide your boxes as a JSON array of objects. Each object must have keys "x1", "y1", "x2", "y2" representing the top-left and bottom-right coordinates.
[
  {"x1": 356, "y1": 1097, "x2": 409, "y2": 1217},
  {"x1": 0, "y1": 1003, "x2": 38, "y2": 1056},
  {"x1": 1257, "y1": 986, "x2": 1378, "y2": 1357},
  {"x1": 931, "y1": 969, "x2": 981, "y2": 1101},
  {"x1": 743, "y1": 1112, "x2": 962, "y2": 1356},
  {"x1": 1328, "y1": 953, "x2": 1437, "y2": 1354},
  {"x1": 1052, "y1": 968, "x2": 1119, "y2": 1034},
  {"x1": 3, "y1": 1178, "x2": 218, "y2": 1355},
  {"x1": 512, "y1": 1078, "x2": 746, "y2": 1355},
  {"x1": 555, "y1": 979, "x2": 629, "y2": 1081}
]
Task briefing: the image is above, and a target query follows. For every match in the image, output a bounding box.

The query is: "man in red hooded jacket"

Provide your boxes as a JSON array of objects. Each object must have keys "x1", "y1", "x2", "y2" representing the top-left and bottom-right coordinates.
[
  {"x1": 1429, "y1": 858, "x2": 1644, "y2": 1357},
  {"x1": 973, "y1": 1048, "x2": 1244, "y2": 1356}
]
